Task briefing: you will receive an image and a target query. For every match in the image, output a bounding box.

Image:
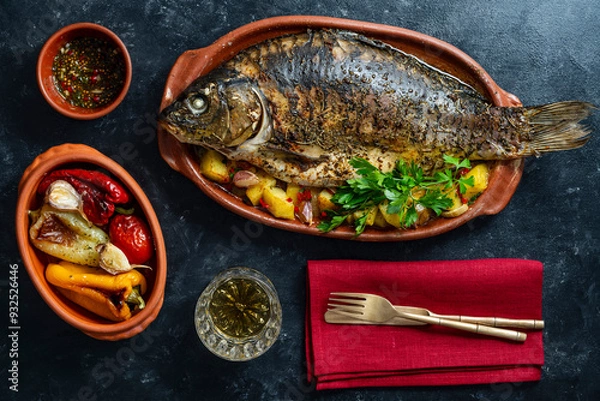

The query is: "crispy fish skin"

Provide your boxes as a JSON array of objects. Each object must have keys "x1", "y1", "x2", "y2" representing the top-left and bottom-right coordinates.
[{"x1": 160, "y1": 29, "x2": 593, "y2": 187}]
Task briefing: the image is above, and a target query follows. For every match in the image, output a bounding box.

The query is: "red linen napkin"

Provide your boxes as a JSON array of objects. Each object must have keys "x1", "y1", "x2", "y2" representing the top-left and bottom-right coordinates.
[{"x1": 306, "y1": 259, "x2": 544, "y2": 390}]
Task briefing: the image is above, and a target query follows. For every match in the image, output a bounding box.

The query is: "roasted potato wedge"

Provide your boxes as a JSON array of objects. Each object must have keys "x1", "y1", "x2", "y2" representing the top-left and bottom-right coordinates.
[
  {"x1": 317, "y1": 189, "x2": 337, "y2": 212},
  {"x1": 352, "y1": 206, "x2": 378, "y2": 226},
  {"x1": 246, "y1": 171, "x2": 277, "y2": 205},
  {"x1": 199, "y1": 149, "x2": 230, "y2": 184},
  {"x1": 262, "y1": 186, "x2": 295, "y2": 220},
  {"x1": 464, "y1": 164, "x2": 489, "y2": 200}
]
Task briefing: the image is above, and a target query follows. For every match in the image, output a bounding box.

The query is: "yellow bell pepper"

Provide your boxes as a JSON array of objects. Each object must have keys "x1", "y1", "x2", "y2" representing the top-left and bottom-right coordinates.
[{"x1": 46, "y1": 261, "x2": 147, "y2": 322}]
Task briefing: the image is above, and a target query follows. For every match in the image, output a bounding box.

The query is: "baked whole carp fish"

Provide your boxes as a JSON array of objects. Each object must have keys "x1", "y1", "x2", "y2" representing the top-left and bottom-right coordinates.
[{"x1": 159, "y1": 29, "x2": 594, "y2": 187}]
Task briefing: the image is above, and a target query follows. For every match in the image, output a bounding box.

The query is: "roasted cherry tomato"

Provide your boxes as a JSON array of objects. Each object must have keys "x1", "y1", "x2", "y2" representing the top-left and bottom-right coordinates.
[{"x1": 109, "y1": 215, "x2": 154, "y2": 265}]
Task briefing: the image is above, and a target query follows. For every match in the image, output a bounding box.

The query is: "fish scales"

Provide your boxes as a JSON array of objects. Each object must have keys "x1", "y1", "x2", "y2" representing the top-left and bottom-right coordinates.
[
  {"x1": 160, "y1": 29, "x2": 593, "y2": 187},
  {"x1": 238, "y1": 31, "x2": 487, "y2": 155}
]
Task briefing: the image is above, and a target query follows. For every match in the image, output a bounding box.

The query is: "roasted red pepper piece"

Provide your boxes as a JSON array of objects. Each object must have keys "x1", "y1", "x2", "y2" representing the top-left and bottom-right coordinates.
[
  {"x1": 76, "y1": 181, "x2": 115, "y2": 226},
  {"x1": 38, "y1": 169, "x2": 130, "y2": 226},
  {"x1": 38, "y1": 169, "x2": 130, "y2": 204},
  {"x1": 40, "y1": 175, "x2": 115, "y2": 225}
]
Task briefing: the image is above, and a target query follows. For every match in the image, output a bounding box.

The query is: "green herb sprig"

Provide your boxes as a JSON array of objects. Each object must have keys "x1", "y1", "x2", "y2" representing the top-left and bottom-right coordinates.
[
  {"x1": 429, "y1": 155, "x2": 475, "y2": 195},
  {"x1": 317, "y1": 155, "x2": 474, "y2": 235}
]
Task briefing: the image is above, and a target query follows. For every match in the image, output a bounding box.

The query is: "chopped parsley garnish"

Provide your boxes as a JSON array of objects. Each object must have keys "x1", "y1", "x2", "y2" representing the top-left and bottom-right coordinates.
[{"x1": 317, "y1": 155, "x2": 474, "y2": 235}]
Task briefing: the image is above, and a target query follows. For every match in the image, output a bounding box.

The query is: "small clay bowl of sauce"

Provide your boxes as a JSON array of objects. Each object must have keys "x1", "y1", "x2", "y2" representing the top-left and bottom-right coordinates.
[{"x1": 37, "y1": 22, "x2": 132, "y2": 120}]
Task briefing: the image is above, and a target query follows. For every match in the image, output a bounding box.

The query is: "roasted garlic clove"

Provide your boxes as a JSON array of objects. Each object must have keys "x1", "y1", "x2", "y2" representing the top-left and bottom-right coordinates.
[
  {"x1": 97, "y1": 243, "x2": 133, "y2": 275},
  {"x1": 44, "y1": 180, "x2": 90, "y2": 224},
  {"x1": 441, "y1": 203, "x2": 469, "y2": 218},
  {"x1": 296, "y1": 200, "x2": 313, "y2": 224},
  {"x1": 97, "y1": 243, "x2": 152, "y2": 275},
  {"x1": 232, "y1": 170, "x2": 260, "y2": 187}
]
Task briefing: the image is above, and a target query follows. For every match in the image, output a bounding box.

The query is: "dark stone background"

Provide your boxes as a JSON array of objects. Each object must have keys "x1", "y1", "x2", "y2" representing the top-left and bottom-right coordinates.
[{"x1": 1, "y1": 1, "x2": 598, "y2": 400}]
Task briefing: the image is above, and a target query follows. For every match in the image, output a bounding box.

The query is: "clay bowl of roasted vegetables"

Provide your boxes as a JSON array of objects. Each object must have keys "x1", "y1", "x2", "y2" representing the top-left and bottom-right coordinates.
[
  {"x1": 37, "y1": 22, "x2": 132, "y2": 120},
  {"x1": 16, "y1": 144, "x2": 166, "y2": 340},
  {"x1": 158, "y1": 16, "x2": 591, "y2": 241}
]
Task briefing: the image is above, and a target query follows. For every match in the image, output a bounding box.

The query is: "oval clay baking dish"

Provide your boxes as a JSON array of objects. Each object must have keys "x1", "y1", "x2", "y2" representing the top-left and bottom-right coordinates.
[
  {"x1": 158, "y1": 16, "x2": 523, "y2": 241},
  {"x1": 16, "y1": 144, "x2": 167, "y2": 340}
]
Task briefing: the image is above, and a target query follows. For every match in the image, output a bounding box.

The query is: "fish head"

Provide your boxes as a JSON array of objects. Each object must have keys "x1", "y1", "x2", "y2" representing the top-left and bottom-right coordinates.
[{"x1": 159, "y1": 74, "x2": 270, "y2": 152}]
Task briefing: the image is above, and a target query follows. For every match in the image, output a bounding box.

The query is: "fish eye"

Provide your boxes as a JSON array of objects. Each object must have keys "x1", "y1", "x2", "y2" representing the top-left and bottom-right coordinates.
[{"x1": 188, "y1": 94, "x2": 209, "y2": 114}]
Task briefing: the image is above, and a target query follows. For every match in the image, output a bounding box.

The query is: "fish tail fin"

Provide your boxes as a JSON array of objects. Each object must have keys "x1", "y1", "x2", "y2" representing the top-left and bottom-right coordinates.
[{"x1": 523, "y1": 101, "x2": 595, "y2": 155}]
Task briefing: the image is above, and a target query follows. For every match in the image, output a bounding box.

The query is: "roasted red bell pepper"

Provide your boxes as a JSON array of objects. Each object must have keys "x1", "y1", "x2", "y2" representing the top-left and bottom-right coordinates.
[
  {"x1": 38, "y1": 168, "x2": 130, "y2": 204},
  {"x1": 37, "y1": 169, "x2": 131, "y2": 226}
]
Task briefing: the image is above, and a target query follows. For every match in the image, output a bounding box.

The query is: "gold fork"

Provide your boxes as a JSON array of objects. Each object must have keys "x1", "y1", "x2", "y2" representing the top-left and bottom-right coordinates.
[
  {"x1": 327, "y1": 303, "x2": 544, "y2": 329},
  {"x1": 328, "y1": 292, "x2": 527, "y2": 342}
]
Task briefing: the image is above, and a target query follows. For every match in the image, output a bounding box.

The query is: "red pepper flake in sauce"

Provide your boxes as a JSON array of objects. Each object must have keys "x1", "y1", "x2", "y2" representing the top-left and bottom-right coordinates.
[
  {"x1": 259, "y1": 198, "x2": 269, "y2": 209},
  {"x1": 52, "y1": 36, "x2": 126, "y2": 109}
]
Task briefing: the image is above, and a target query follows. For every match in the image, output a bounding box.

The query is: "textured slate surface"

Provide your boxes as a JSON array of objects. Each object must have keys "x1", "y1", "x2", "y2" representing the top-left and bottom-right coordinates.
[{"x1": 1, "y1": 0, "x2": 598, "y2": 400}]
